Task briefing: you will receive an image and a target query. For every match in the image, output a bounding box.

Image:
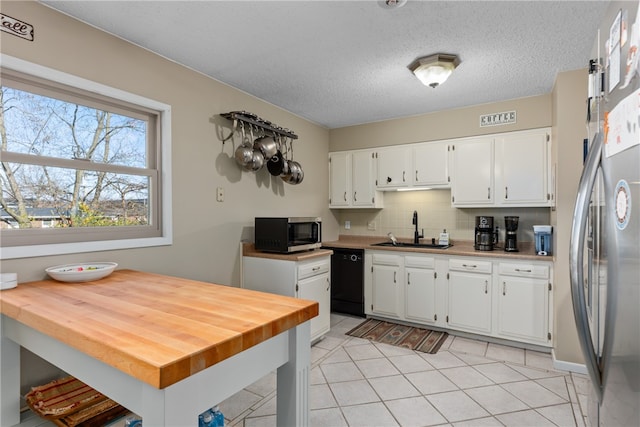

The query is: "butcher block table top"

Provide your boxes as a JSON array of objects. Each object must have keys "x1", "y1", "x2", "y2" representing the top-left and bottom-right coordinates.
[{"x1": 0, "y1": 269, "x2": 318, "y2": 389}]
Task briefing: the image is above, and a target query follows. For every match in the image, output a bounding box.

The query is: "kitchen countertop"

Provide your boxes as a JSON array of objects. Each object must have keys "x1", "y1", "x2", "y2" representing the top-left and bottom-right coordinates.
[
  {"x1": 322, "y1": 235, "x2": 554, "y2": 262},
  {"x1": 242, "y1": 242, "x2": 333, "y2": 261},
  {"x1": 0, "y1": 269, "x2": 318, "y2": 389}
]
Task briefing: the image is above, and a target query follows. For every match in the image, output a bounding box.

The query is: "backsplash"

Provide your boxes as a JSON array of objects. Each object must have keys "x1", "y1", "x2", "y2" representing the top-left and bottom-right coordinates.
[{"x1": 332, "y1": 190, "x2": 551, "y2": 244}]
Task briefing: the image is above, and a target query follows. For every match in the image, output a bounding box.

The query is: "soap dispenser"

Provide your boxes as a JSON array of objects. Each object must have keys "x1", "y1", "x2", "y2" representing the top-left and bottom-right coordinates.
[{"x1": 438, "y1": 229, "x2": 450, "y2": 246}]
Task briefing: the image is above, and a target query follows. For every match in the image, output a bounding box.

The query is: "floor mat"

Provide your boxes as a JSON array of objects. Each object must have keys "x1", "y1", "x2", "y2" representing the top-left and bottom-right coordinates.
[{"x1": 346, "y1": 318, "x2": 448, "y2": 354}]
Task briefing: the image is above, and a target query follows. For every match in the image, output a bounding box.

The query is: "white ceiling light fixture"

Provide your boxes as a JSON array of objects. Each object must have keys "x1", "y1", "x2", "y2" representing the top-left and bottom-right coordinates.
[{"x1": 408, "y1": 53, "x2": 461, "y2": 88}]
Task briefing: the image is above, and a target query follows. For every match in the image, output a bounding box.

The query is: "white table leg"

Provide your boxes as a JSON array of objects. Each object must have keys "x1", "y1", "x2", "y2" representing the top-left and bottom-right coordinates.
[
  {"x1": 1, "y1": 315, "x2": 21, "y2": 427},
  {"x1": 276, "y1": 320, "x2": 310, "y2": 427}
]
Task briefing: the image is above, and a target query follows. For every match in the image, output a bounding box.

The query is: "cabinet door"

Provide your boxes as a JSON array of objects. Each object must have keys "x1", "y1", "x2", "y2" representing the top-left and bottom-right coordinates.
[
  {"x1": 497, "y1": 276, "x2": 549, "y2": 344},
  {"x1": 405, "y1": 267, "x2": 437, "y2": 324},
  {"x1": 372, "y1": 264, "x2": 401, "y2": 317},
  {"x1": 448, "y1": 271, "x2": 492, "y2": 334},
  {"x1": 451, "y1": 138, "x2": 494, "y2": 205},
  {"x1": 329, "y1": 152, "x2": 351, "y2": 207},
  {"x1": 496, "y1": 130, "x2": 549, "y2": 205},
  {"x1": 298, "y1": 272, "x2": 331, "y2": 341},
  {"x1": 377, "y1": 146, "x2": 411, "y2": 188},
  {"x1": 413, "y1": 142, "x2": 449, "y2": 187},
  {"x1": 352, "y1": 150, "x2": 377, "y2": 207}
]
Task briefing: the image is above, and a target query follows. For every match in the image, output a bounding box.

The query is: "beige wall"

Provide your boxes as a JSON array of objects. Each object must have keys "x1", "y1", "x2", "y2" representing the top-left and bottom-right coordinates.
[
  {"x1": 0, "y1": 1, "x2": 335, "y2": 286},
  {"x1": 0, "y1": 1, "x2": 336, "y2": 392},
  {"x1": 329, "y1": 94, "x2": 551, "y2": 151},
  {"x1": 551, "y1": 68, "x2": 589, "y2": 364}
]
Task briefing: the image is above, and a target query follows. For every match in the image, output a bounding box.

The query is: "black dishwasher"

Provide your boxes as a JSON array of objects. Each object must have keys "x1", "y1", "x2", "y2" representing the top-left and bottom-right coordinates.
[{"x1": 326, "y1": 247, "x2": 365, "y2": 317}]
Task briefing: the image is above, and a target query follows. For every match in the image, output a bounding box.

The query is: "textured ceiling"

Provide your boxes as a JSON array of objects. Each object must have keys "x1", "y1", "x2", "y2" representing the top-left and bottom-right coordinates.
[{"x1": 40, "y1": 1, "x2": 610, "y2": 129}]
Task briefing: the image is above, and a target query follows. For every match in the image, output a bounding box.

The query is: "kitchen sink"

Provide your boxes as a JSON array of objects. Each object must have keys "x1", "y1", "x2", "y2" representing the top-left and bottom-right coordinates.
[{"x1": 372, "y1": 242, "x2": 451, "y2": 249}]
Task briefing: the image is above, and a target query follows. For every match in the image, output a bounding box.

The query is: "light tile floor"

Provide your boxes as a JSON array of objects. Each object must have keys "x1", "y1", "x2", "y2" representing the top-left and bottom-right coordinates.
[
  {"x1": 222, "y1": 313, "x2": 592, "y2": 427},
  {"x1": 17, "y1": 313, "x2": 593, "y2": 427}
]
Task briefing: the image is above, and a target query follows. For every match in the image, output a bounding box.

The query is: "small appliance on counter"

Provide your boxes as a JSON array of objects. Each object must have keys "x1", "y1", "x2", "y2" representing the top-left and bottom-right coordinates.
[
  {"x1": 504, "y1": 216, "x2": 519, "y2": 252},
  {"x1": 254, "y1": 217, "x2": 322, "y2": 253},
  {"x1": 534, "y1": 225, "x2": 553, "y2": 256},
  {"x1": 474, "y1": 216, "x2": 498, "y2": 251}
]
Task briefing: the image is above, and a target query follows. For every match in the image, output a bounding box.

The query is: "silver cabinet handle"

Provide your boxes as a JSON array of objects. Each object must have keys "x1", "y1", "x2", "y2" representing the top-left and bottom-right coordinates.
[
  {"x1": 515, "y1": 268, "x2": 532, "y2": 273},
  {"x1": 393, "y1": 271, "x2": 396, "y2": 283},
  {"x1": 502, "y1": 281, "x2": 506, "y2": 296},
  {"x1": 462, "y1": 264, "x2": 477, "y2": 269},
  {"x1": 407, "y1": 272, "x2": 411, "y2": 285},
  {"x1": 487, "y1": 187, "x2": 491, "y2": 199},
  {"x1": 343, "y1": 191, "x2": 347, "y2": 201},
  {"x1": 326, "y1": 277, "x2": 330, "y2": 291},
  {"x1": 403, "y1": 171, "x2": 406, "y2": 182},
  {"x1": 505, "y1": 186, "x2": 508, "y2": 199},
  {"x1": 415, "y1": 170, "x2": 419, "y2": 181},
  {"x1": 354, "y1": 191, "x2": 357, "y2": 202},
  {"x1": 484, "y1": 280, "x2": 488, "y2": 294},
  {"x1": 570, "y1": 131, "x2": 604, "y2": 402},
  {"x1": 312, "y1": 266, "x2": 321, "y2": 271}
]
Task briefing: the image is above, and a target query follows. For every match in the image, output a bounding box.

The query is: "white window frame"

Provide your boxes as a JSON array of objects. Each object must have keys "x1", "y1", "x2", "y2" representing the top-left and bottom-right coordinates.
[{"x1": 0, "y1": 54, "x2": 172, "y2": 260}]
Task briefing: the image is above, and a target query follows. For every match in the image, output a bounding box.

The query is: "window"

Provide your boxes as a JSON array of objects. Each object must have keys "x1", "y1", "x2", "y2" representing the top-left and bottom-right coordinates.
[{"x1": 0, "y1": 55, "x2": 172, "y2": 259}]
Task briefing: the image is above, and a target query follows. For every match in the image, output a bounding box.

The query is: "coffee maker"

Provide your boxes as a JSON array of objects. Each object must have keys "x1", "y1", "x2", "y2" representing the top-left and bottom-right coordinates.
[
  {"x1": 474, "y1": 216, "x2": 497, "y2": 251},
  {"x1": 504, "y1": 216, "x2": 519, "y2": 252}
]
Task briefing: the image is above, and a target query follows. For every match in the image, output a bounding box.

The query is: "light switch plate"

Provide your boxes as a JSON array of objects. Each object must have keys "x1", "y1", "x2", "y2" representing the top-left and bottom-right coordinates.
[
  {"x1": 344, "y1": 220, "x2": 351, "y2": 229},
  {"x1": 216, "y1": 187, "x2": 224, "y2": 202}
]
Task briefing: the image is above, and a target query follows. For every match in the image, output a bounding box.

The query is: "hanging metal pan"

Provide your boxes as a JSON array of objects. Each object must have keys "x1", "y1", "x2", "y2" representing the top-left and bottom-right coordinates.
[
  {"x1": 267, "y1": 135, "x2": 286, "y2": 176},
  {"x1": 234, "y1": 122, "x2": 253, "y2": 168}
]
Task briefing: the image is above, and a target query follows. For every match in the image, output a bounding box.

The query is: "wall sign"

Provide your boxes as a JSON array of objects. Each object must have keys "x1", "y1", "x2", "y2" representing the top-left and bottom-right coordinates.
[
  {"x1": 1, "y1": 13, "x2": 34, "y2": 41},
  {"x1": 479, "y1": 110, "x2": 516, "y2": 127}
]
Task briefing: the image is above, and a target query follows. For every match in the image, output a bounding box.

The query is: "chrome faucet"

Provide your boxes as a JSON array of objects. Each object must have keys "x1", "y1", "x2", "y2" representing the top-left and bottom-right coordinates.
[{"x1": 413, "y1": 210, "x2": 424, "y2": 244}]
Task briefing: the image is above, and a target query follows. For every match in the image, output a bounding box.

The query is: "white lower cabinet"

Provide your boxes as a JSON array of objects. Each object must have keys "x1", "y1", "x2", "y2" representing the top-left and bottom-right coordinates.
[
  {"x1": 496, "y1": 262, "x2": 551, "y2": 346},
  {"x1": 242, "y1": 255, "x2": 331, "y2": 342},
  {"x1": 405, "y1": 256, "x2": 437, "y2": 325},
  {"x1": 364, "y1": 250, "x2": 553, "y2": 348},
  {"x1": 447, "y1": 258, "x2": 493, "y2": 335},
  {"x1": 370, "y1": 253, "x2": 403, "y2": 318}
]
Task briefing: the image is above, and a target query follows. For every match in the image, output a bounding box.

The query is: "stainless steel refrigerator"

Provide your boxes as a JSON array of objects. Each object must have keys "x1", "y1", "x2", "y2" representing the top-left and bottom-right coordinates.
[{"x1": 570, "y1": 1, "x2": 640, "y2": 426}]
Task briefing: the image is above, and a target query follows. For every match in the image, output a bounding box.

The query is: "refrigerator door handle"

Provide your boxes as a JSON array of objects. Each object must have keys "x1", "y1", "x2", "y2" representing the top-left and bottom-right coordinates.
[{"x1": 570, "y1": 131, "x2": 604, "y2": 402}]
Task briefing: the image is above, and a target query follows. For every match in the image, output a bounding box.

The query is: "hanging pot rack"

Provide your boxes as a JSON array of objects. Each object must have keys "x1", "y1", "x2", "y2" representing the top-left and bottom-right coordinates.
[
  {"x1": 221, "y1": 110, "x2": 304, "y2": 184},
  {"x1": 221, "y1": 111, "x2": 298, "y2": 141}
]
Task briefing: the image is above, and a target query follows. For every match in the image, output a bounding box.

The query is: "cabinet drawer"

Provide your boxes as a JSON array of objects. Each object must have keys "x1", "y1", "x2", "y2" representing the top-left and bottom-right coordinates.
[
  {"x1": 372, "y1": 253, "x2": 402, "y2": 266},
  {"x1": 298, "y1": 258, "x2": 330, "y2": 280},
  {"x1": 405, "y1": 255, "x2": 435, "y2": 269},
  {"x1": 449, "y1": 258, "x2": 492, "y2": 274},
  {"x1": 499, "y1": 262, "x2": 549, "y2": 279}
]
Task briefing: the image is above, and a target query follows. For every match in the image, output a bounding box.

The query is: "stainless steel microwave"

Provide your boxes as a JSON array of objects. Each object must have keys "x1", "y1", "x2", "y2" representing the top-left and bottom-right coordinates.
[{"x1": 255, "y1": 217, "x2": 322, "y2": 253}]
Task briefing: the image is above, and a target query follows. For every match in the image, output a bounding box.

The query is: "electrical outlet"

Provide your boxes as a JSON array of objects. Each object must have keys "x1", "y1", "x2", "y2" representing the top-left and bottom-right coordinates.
[
  {"x1": 216, "y1": 187, "x2": 224, "y2": 202},
  {"x1": 367, "y1": 221, "x2": 376, "y2": 230},
  {"x1": 344, "y1": 220, "x2": 351, "y2": 230}
]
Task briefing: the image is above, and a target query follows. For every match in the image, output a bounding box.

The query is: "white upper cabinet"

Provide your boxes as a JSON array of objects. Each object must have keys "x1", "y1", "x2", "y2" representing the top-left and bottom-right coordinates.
[
  {"x1": 352, "y1": 150, "x2": 380, "y2": 207},
  {"x1": 450, "y1": 137, "x2": 495, "y2": 205},
  {"x1": 451, "y1": 128, "x2": 553, "y2": 207},
  {"x1": 329, "y1": 151, "x2": 351, "y2": 207},
  {"x1": 413, "y1": 141, "x2": 450, "y2": 188},
  {"x1": 329, "y1": 150, "x2": 383, "y2": 209},
  {"x1": 330, "y1": 128, "x2": 552, "y2": 207},
  {"x1": 495, "y1": 129, "x2": 551, "y2": 206},
  {"x1": 376, "y1": 146, "x2": 412, "y2": 189}
]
